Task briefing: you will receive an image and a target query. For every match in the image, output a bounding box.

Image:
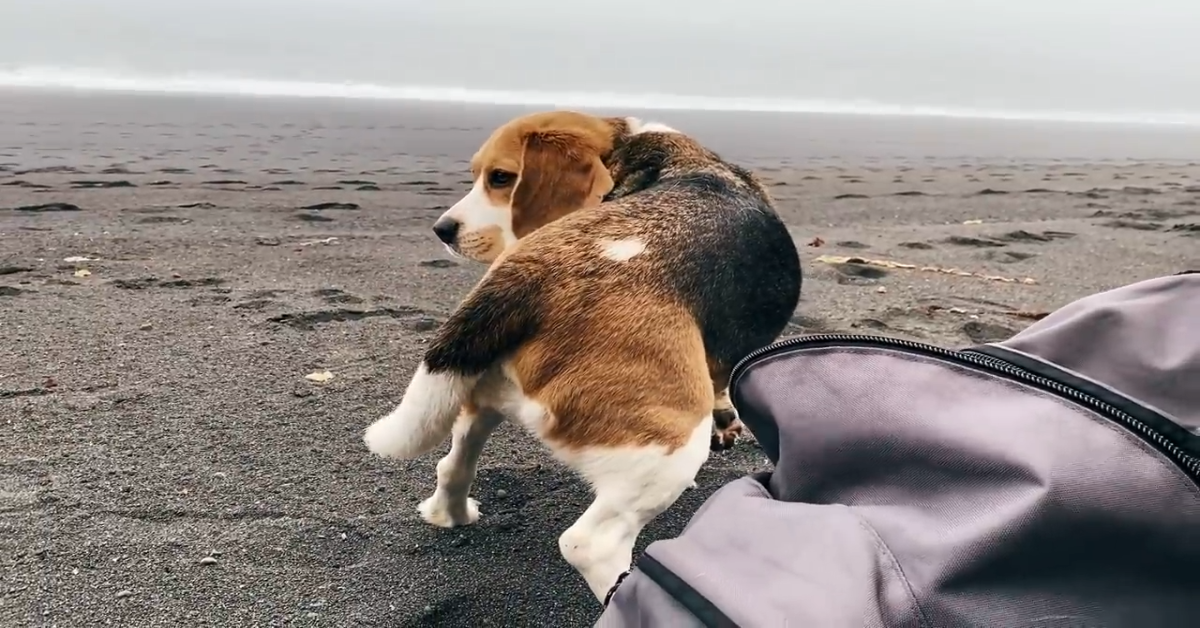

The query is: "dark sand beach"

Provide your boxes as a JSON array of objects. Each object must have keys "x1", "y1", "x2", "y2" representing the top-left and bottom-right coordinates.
[{"x1": 2, "y1": 88, "x2": 1199, "y2": 627}]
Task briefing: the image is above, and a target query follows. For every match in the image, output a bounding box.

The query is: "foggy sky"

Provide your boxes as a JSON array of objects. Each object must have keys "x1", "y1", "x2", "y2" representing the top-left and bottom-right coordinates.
[{"x1": 1, "y1": 0, "x2": 1197, "y2": 115}]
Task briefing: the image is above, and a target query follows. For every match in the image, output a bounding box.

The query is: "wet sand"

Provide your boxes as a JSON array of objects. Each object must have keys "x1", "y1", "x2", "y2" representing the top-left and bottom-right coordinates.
[{"x1": 2, "y1": 89, "x2": 1198, "y2": 627}]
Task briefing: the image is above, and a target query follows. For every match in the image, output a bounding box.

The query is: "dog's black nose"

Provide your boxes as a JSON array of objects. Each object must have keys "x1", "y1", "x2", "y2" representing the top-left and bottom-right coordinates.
[{"x1": 432, "y1": 217, "x2": 461, "y2": 245}]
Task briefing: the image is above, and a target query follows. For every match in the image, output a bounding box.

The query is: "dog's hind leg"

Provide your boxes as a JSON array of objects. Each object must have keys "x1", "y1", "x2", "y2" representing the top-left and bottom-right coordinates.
[
  {"x1": 707, "y1": 361, "x2": 743, "y2": 451},
  {"x1": 556, "y1": 413, "x2": 713, "y2": 601},
  {"x1": 711, "y1": 386, "x2": 744, "y2": 451},
  {"x1": 417, "y1": 404, "x2": 505, "y2": 528}
]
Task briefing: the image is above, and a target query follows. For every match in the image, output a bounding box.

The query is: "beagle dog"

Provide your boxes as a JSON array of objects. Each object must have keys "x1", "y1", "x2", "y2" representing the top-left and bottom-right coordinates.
[{"x1": 363, "y1": 110, "x2": 802, "y2": 602}]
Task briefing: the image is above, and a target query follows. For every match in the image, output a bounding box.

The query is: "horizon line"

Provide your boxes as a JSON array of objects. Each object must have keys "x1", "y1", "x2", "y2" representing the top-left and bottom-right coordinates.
[{"x1": 2, "y1": 66, "x2": 1199, "y2": 128}]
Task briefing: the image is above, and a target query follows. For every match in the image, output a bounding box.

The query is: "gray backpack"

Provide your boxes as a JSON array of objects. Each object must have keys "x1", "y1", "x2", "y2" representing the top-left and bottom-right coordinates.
[{"x1": 597, "y1": 271, "x2": 1200, "y2": 628}]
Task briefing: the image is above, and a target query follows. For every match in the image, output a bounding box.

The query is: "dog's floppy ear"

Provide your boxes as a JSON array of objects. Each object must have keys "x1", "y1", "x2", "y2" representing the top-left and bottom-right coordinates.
[{"x1": 511, "y1": 132, "x2": 614, "y2": 238}]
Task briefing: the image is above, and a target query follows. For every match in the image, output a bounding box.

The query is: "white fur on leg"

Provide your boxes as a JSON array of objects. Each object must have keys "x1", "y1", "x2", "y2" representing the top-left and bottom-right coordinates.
[
  {"x1": 556, "y1": 415, "x2": 713, "y2": 601},
  {"x1": 420, "y1": 495, "x2": 480, "y2": 528},
  {"x1": 418, "y1": 408, "x2": 505, "y2": 528},
  {"x1": 363, "y1": 363, "x2": 474, "y2": 460}
]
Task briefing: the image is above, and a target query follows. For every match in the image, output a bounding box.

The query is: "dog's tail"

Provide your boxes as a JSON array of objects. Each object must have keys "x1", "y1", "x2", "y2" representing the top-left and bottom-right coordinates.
[{"x1": 363, "y1": 266, "x2": 541, "y2": 459}]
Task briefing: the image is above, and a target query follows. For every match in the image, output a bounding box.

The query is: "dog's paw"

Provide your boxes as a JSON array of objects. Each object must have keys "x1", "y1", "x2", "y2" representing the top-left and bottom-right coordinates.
[
  {"x1": 710, "y1": 414, "x2": 743, "y2": 451},
  {"x1": 418, "y1": 495, "x2": 480, "y2": 528}
]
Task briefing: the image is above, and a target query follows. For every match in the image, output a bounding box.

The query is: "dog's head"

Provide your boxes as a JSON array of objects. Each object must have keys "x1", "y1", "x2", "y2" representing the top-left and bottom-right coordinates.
[{"x1": 432, "y1": 111, "x2": 622, "y2": 262}]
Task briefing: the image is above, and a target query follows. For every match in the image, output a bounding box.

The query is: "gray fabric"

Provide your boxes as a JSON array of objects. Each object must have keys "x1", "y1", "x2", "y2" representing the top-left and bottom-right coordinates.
[
  {"x1": 997, "y1": 272, "x2": 1200, "y2": 435},
  {"x1": 597, "y1": 274, "x2": 1200, "y2": 627},
  {"x1": 594, "y1": 552, "x2": 707, "y2": 628}
]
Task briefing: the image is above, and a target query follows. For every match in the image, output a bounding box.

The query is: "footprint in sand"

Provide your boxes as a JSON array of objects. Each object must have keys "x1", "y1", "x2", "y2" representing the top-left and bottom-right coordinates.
[
  {"x1": 1, "y1": 181, "x2": 52, "y2": 189},
  {"x1": 187, "y1": 294, "x2": 232, "y2": 306},
  {"x1": 942, "y1": 236, "x2": 1006, "y2": 248},
  {"x1": 784, "y1": 313, "x2": 836, "y2": 334},
  {"x1": 267, "y1": 305, "x2": 433, "y2": 331},
  {"x1": 10, "y1": 202, "x2": 82, "y2": 212},
  {"x1": 1168, "y1": 223, "x2": 1200, "y2": 236},
  {"x1": 110, "y1": 277, "x2": 225, "y2": 290},
  {"x1": 977, "y1": 250, "x2": 1038, "y2": 264},
  {"x1": 70, "y1": 180, "x2": 136, "y2": 189},
  {"x1": 232, "y1": 299, "x2": 279, "y2": 311},
  {"x1": 313, "y1": 288, "x2": 364, "y2": 305},
  {"x1": 17, "y1": 166, "x2": 84, "y2": 175},
  {"x1": 1099, "y1": 219, "x2": 1164, "y2": 231},
  {"x1": 962, "y1": 321, "x2": 1018, "y2": 343},
  {"x1": 136, "y1": 216, "x2": 190, "y2": 224},
  {"x1": 229, "y1": 290, "x2": 287, "y2": 311},
  {"x1": 992, "y1": 230, "x2": 1075, "y2": 243},
  {"x1": 1122, "y1": 208, "x2": 1199, "y2": 221},
  {"x1": 1120, "y1": 186, "x2": 1161, "y2": 195},
  {"x1": 830, "y1": 261, "x2": 889, "y2": 285},
  {"x1": 300, "y1": 202, "x2": 359, "y2": 211}
]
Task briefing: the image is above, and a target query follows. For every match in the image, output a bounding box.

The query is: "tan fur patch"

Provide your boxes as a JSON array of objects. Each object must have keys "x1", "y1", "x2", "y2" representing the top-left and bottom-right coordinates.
[
  {"x1": 510, "y1": 133, "x2": 613, "y2": 238},
  {"x1": 510, "y1": 292, "x2": 712, "y2": 452}
]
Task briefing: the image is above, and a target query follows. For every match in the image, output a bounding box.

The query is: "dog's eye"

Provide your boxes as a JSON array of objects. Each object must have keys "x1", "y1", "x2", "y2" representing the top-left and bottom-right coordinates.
[{"x1": 487, "y1": 170, "x2": 515, "y2": 188}]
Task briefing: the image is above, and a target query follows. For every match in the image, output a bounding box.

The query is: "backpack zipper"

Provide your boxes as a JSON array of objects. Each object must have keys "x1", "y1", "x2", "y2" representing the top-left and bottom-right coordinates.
[{"x1": 730, "y1": 333, "x2": 1200, "y2": 481}]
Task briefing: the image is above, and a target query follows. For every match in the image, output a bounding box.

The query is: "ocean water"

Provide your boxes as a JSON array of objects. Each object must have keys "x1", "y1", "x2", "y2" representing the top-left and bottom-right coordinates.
[{"x1": 4, "y1": 66, "x2": 1200, "y2": 128}]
